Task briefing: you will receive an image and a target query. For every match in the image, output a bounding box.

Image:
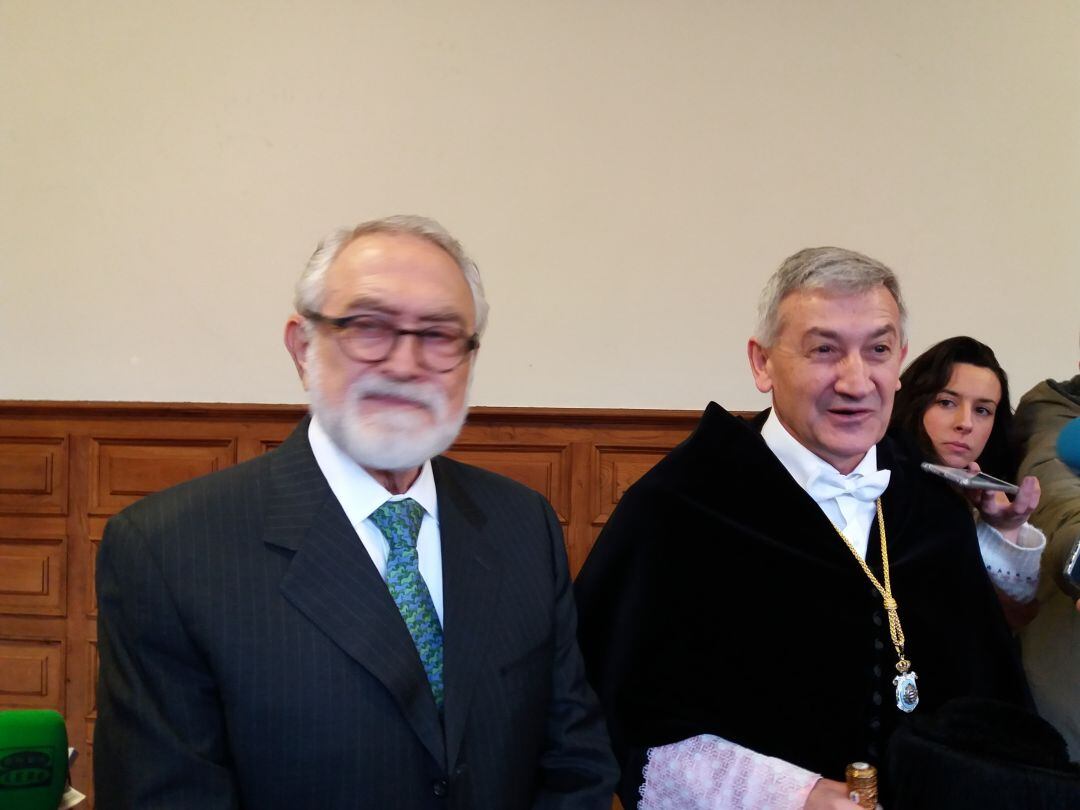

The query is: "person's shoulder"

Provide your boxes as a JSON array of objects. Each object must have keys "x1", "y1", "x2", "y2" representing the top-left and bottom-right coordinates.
[
  {"x1": 1046, "y1": 375, "x2": 1080, "y2": 408},
  {"x1": 884, "y1": 424, "x2": 922, "y2": 463},
  {"x1": 631, "y1": 402, "x2": 767, "y2": 489},
  {"x1": 879, "y1": 431, "x2": 933, "y2": 489},
  {"x1": 116, "y1": 446, "x2": 275, "y2": 528},
  {"x1": 1018, "y1": 376, "x2": 1080, "y2": 411}
]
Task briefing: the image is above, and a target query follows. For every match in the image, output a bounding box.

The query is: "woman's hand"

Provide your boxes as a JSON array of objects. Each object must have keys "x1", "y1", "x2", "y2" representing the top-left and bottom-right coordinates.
[{"x1": 963, "y1": 462, "x2": 1041, "y2": 540}]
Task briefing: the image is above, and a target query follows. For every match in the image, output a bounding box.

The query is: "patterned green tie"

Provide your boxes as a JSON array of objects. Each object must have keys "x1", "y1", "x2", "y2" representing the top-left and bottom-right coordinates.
[{"x1": 370, "y1": 498, "x2": 444, "y2": 709}]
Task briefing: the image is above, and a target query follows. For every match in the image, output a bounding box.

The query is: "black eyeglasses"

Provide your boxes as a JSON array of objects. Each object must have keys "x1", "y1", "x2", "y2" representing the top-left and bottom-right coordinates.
[{"x1": 303, "y1": 311, "x2": 479, "y2": 373}]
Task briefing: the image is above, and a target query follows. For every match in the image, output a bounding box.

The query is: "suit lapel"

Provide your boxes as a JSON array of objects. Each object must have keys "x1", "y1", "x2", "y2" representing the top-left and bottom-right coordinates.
[
  {"x1": 433, "y1": 457, "x2": 503, "y2": 771},
  {"x1": 263, "y1": 419, "x2": 446, "y2": 768}
]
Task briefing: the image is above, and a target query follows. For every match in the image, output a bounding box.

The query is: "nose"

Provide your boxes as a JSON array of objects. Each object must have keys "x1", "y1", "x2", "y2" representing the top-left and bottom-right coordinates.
[
  {"x1": 834, "y1": 353, "x2": 874, "y2": 399},
  {"x1": 953, "y1": 404, "x2": 974, "y2": 433},
  {"x1": 378, "y1": 333, "x2": 425, "y2": 379}
]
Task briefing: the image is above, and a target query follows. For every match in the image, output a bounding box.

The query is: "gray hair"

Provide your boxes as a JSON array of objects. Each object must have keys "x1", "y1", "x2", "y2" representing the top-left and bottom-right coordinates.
[
  {"x1": 754, "y1": 246, "x2": 908, "y2": 347},
  {"x1": 295, "y1": 214, "x2": 490, "y2": 336}
]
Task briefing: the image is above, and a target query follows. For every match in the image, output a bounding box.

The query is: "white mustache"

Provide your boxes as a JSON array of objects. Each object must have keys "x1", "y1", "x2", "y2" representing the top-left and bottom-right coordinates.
[{"x1": 347, "y1": 376, "x2": 447, "y2": 417}]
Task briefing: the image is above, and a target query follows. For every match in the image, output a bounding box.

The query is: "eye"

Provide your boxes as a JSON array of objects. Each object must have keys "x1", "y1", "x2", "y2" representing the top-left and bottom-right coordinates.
[
  {"x1": 872, "y1": 344, "x2": 891, "y2": 355},
  {"x1": 812, "y1": 344, "x2": 835, "y2": 356},
  {"x1": 344, "y1": 317, "x2": 393, "y2": 340},
  {"x1": 935, "y1": 397, "x2": 956, "y2": 409},
  {"x1": 419, "y1": 328, "x2": 462, "y2": 346},
  {"x1": 975, "y1": 405, "x2": 995, "y2": 417}
]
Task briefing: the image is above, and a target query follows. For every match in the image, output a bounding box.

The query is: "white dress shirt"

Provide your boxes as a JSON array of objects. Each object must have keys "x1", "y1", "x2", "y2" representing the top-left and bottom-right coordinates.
[
  {"x1": 307, "y1": 416, "x2": 445, "y2": 625},
  {"x1": 761, "y1": 410, "x2": 889, "y2": 560}
]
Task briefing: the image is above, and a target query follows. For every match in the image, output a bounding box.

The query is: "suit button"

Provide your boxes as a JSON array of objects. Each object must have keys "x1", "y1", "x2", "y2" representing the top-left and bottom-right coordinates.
[
  {"x1": 869, "y1": 717, "x2": 881, "y2": 732},
  {"x1": 874, "y1": 638, "x2": 884, "y2": 651},
  {"x1": 872, "y1": 612, "x2": 884, "y2": 627},
  {"x1": 432, "y1": 778, "x2": 449, "y2": 797},
  {"x1": 872, "y1": 691, "x2": 883, "y2": 706},
  {"x1": 872, "y1": 664, "x2": 882, "y2": 678},
  {"x1": 453, "y1": 764, "x2": 468, "y2": 778}
]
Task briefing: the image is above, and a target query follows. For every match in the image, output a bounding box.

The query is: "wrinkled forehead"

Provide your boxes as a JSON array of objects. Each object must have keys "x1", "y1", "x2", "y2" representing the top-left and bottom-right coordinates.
[
  {"x1": 776, "y1": 284, "x2": 903, "y2": 342},
  {"x1": 324, "y1": 232, "x2": 475, "y2": 322}
]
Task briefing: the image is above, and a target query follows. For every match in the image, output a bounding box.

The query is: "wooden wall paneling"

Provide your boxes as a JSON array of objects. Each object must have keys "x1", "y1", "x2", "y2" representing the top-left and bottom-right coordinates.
[
  {"x1": 66, "y1": 429, "x2": 95, "y2": 802},
  {"x1": 593, "y1": 444, "x2": 675, "y2": 519},
  {"x1": 0, "y1": 520, "x2": 67, "y2": 617},
  {"x1": 0, "y1": 636, "x2": 65, "y2": 710},
  {"x1": 85, "y1": 639, "x2": 98, "y2": 747},
  {"x1": 0, "y1": 435, "x2": 68, "y2": 515},
  {"x1": 236, "y1": 417, "x2": 300, "y2": 462},
  {"x1": 88, "y1": 437, "x2": 238, "y2": 515},
  {"x1": 0, "y1": 424, "x2": 76, "y2": 790},
  {"x1": 445, "y1": 442, "x2": 573, "y2": 521},
  {"x1": 566, "y1": 440, "x2": 595, "y2": 577},
  {"x1": 85, "y1": 520, "x2": 108, "y2": 619}
]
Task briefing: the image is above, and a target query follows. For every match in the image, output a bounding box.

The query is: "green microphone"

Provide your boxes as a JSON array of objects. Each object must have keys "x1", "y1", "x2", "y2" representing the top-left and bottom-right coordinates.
[{"x1": 0, "y1": 710, "x2": 68, "y2": 809}]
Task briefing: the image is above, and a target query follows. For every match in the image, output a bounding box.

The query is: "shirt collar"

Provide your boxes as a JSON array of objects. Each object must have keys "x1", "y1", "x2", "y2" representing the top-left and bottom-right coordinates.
[
  {"x1": 308, "y1": 414, "x2": 439, "y2": 524},
  {"x1": 761, "y1": 409, "x2": 880, "y2": 498}
]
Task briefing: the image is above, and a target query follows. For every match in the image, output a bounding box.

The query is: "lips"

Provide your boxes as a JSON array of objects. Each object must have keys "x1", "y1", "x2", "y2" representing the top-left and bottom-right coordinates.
[
  {"x1": 827, "y1": 407, "x2": 875, "y2": 421},
  {"x1": 944, "y1": 441, "x2": 970, "y2": 453},
  {"x1": 362, "y1": 394, "x2": 429, "y2": 411}
]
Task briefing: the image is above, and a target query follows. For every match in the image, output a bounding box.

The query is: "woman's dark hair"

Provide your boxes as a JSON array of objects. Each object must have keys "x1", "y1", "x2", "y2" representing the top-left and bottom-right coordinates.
[{"x1": 890, "y1": 336, "x2": 1015, "y2": 479}]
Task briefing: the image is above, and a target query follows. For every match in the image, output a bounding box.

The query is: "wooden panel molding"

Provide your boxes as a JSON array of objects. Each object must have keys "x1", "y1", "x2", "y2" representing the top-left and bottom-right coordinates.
[
  {"x1": 89, "y1": 438, "x2": 237, "y2": 515},
  {"x1": 0, "y1": 436, "x2": 68, "y2": 514},
  {"x1": 0, "y1": 531, "x2": 66, "y2": 616},
  {"x1": 0, "y1": 637, "x2": 64, "y2": 710},
  {"x1": 86, "y1": 639, "x2": 99, "y2": 744},
  {"x1": 592, "y1": 444, "x2": 675, "y2": 524},
  {"x1": 87, "y1": 526, "x2": 103, "y2": 618},
  {"x1": 446, "y1": 442, "x2": 574, "y2": 522},
  {"x1": 0, "y1": 400, "x2": 710, "y2": 806}
]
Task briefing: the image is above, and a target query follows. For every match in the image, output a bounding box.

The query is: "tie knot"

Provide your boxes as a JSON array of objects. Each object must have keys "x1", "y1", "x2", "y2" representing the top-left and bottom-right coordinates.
[
  {"x1": 370, "y1": 498, "x2": 425, "y2": 550},
  {"x1": 806, "y1": 468, "x2": 891, "y2": 504}
]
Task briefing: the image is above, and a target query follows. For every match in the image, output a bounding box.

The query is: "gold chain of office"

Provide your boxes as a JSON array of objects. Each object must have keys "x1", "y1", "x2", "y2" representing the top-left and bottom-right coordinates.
[{"x1": 831, "y1": 499, "x2": 911, "y2": 676}]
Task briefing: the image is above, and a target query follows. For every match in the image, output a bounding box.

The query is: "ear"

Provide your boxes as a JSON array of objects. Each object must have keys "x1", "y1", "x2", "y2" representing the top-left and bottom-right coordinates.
[
  {"x1": 896, "y1": 342, "x2": 909, "y2": 390},
  {"x1": 284, "y1": 315, "x2": 312, "y2": 390},
  {"x1": 747, "y1": 338, "x2": 774, "y2": 394}
]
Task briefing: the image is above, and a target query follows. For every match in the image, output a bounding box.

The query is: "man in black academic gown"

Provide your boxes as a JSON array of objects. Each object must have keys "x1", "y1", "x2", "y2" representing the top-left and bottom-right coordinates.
[{"x1": 575, "y1": 247, "x2": 1032, "y2": 810}]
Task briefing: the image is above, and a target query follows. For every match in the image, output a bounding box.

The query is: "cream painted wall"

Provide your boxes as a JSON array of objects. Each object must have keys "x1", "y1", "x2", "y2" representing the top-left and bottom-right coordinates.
[{"x1": 2, "y1": 1, "x2": 1077, "y2": 408}]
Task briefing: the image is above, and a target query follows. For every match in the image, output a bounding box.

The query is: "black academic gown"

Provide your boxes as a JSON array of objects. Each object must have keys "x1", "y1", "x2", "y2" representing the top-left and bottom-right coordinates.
[{"x1": 575, "y1": 403, "x2": 1030, "y2": 806}]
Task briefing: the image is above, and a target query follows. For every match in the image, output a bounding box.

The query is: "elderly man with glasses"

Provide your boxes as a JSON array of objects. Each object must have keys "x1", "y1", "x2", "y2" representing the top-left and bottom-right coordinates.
[{"x1": 94, "y1": 215, "x2": 617, "y2": 810}]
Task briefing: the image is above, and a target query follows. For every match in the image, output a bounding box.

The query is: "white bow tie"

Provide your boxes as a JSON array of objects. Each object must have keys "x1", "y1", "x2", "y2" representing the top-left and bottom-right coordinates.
[{"x1": 806, "y1": 468, "x2": 891, "y2": 504}]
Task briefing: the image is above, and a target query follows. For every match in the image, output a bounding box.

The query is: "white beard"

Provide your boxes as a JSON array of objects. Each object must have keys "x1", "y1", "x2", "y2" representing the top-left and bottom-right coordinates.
[{"x1": 306, "y1": 351, "x2": 468, "y2": 472}]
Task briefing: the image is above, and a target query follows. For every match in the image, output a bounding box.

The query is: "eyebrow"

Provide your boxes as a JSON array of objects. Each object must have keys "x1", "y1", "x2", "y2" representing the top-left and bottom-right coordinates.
[
  {"x1": 939, "y1": 387, "x2": 998, "y2": 405},
  {"x1": 803, "y1": 325, "x2": 898, "y2": 341},
  {"x1": 338, "y1": 297, "x2": 469, "y2": 328}
]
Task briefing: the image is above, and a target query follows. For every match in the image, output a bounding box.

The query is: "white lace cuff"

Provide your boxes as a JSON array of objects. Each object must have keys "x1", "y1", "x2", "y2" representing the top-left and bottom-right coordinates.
[
  {"x1": 639, "y1": 734, "x2": 820, "y2": 810},
  {"x1": 976, "y1": 518, "x2": 1045, "y2": 602}
]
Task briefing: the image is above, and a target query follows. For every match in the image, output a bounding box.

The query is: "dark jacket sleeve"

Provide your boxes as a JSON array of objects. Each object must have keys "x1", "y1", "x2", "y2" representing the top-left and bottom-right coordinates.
[
  {"x1": 94, "y1": 510, "x2": 240, "y2": 810},
  {"x1": 533, "y1": 492, "x2": 620, "y2": 809},
  {"x1": 1014, "y1": 379, "x2": 1080, "y2": 600},
  {"x1": 574, "y1": 482, "x2": 666, "y2": 808}
]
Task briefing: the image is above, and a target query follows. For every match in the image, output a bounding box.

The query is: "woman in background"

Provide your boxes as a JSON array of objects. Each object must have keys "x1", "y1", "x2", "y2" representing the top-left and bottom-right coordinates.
[{"x1": 890, "y1": 336, "x2": 1044, "y2": 628}]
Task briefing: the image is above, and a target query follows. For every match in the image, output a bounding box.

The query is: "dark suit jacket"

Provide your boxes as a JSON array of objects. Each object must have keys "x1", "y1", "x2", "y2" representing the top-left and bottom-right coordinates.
[{"x1": 94, "y1": 418, "x2": 616, "y2": 809}]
